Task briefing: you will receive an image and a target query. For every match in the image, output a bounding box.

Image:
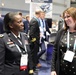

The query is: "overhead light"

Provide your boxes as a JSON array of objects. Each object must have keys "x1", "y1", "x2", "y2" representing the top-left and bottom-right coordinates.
[{"x1": 1, "y1": 3, "x2": 4, "y2": 6}]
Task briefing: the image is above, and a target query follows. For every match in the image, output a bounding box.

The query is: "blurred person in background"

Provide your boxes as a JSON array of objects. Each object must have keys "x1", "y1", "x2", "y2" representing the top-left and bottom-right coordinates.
[
  {"x1": 39, "y1": 11, "x2": 51, "y2": 43},
  {"x1": 23, "y1": 15, "x2": 30, "y2": 34},
  {"x1": 39, "y1": 11, "x2": 51, "y2": 60},
  {"x1": 17, "y1": 12, "x2": 29, "y2": 34},
  {"x1": 58, "y1": 14, "x2": 65, "y2": 31},
  {"x1": 0, "y1": 13, "x2": 4, "y2": 34},
  {"x1": 29, "y1": 10, "x2": 41, "y2": 71}
]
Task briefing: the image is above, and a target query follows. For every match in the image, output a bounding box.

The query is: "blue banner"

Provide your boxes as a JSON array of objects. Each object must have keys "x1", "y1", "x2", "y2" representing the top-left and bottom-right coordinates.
[{"x1": 31, "y1": 0, "x2": 52, "y2": 3}]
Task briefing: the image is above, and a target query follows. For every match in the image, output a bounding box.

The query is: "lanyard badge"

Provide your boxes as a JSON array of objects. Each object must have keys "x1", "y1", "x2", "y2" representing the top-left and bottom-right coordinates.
[
  {"x1": 64, "y1": 30, "x2": 76, "y2": 62},
  {"x1": 15, "y1": 44, "x2": 28, "y2": 70},
  {"x1": 64, "y1": 50, "x2": 75, "y2": 62},
  {"x1": 20, "y1": 54, "x2": 28, "y2": 70}
]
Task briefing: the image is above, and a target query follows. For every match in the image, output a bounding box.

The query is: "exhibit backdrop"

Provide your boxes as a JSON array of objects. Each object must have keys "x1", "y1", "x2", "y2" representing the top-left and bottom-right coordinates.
[
  {"x1": 25, "y1": 0, "x2": 52, "y2": 27},
  {"x1": 25, "y1": 0, "x2": 52, "y2": 18}
]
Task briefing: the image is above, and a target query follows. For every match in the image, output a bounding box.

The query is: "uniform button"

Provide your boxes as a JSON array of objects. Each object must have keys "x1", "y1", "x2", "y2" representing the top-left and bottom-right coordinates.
[
  {"x1": 66, "y1": 65, "x2": 68, "y2": 67},
  {"x1": 72, "y1": 66, "x2": 74, "y2": 69},
  {"x1": 69, "y1": 70, "x2": 71, "y2": 71},
  {"x1": 73, "y1": 72, "x2": 75, "y2": 74}
]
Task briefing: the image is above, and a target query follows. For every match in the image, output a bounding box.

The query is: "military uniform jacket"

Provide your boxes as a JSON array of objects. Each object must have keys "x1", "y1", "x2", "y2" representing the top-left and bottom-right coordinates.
[
  {"x1": 29, "y1": 17, "x2": 40, "y2": 43},
  {"x1": 0, "y1": 32, "x2": 33, "y2": 75}
]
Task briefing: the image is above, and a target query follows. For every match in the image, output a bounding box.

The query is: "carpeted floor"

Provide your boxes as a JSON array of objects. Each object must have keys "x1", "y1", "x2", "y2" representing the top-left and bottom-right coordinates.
[{"x1": 34, "y1": 59, "x2": 51, "y2": 75}]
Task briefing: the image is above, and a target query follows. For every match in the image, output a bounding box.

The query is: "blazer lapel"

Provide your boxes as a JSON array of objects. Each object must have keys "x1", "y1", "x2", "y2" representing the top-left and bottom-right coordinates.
[
  {"x1": 8, "y1": 33, "x2": 24, "y2": 49},
  {"x1": 20, "y1": 33, "x2": 25, "y2": 46},
  {"x1": 21, "y1": 33, "x2": 29, "y2": 52}
]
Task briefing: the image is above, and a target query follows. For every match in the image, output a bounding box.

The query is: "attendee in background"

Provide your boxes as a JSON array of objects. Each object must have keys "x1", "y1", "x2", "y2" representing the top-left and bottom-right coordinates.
[
  {"x1": 52, "y1": 21, "x2": 58, "y2": 33},
  {"x1": 0, "y1": 12, "x2": 33, "y2": 75},
  {"x1": 17, "y1": 12, "x2": 28, "y2": 34},
  {"x1": 39, "y1": 11, "x2": 51, "y2": 61},
  {"x1": 0, "y1": 14, "x2": 4, "y2": 34},
  {"x1": 58, "y1": 14, "x2": 65, "y2": 31},
  {"x1": 29, "y1": 10, "x2": 41, "y2": 70},
  {"x1": 23, "y1": 15, "x2": 30, "y2": 34},
  {"x1": 51, "y1": 7, "x2": 76, "y2": 75},
  {"x1": 39, "y1": 11, "x2": 51, "y2": 44}
]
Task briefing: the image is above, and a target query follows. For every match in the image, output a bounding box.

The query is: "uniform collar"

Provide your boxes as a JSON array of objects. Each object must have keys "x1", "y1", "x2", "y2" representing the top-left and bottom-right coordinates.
[{"x1": 11, "y1": 31, "x2": 21, "y2": 39}]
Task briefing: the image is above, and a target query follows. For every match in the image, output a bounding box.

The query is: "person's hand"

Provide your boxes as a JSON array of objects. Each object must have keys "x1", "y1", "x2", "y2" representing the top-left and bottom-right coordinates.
[
  {"x1": 31, "y1": 38, "x2": 36, "y2": 42},
  {"x1": 40, "y1": 33, "x2": 43, "y2": 37},
  {"x1": 51, "y1": 71, "x2": 57, "y2": 75},
  {"x1": 29, "y1": 70, "x2": 34, "y2": 74}
]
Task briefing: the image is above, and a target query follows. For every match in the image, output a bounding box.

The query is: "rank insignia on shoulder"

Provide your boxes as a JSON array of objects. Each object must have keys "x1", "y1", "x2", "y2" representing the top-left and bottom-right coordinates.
[
  {"x1": 0, "y1": 34, "x2": 4, "y2": 38},
  {"x1": 31, "y1": 38, "x2": 36, "y2": 42}
]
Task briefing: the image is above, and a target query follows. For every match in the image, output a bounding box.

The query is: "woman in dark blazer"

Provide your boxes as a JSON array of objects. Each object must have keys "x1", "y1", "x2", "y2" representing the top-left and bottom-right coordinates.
[
  {"x1": 0, "y1": 12, "x2": 33, "y2": 75},
  {"x1": 51, "y1": 7, "x2": 76, "y2": 75}
]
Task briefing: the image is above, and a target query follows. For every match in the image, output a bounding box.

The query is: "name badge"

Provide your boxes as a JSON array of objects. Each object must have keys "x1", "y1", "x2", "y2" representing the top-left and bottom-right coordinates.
[
  {"x1": 20, "y1": 54, "x2": 28, "y2": 70},
  {"x1": 64, "y1": 50, "x2": 75, "y2": 62}
]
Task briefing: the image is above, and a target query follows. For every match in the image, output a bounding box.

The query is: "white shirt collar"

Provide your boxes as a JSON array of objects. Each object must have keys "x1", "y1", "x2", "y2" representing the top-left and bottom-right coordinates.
[{"x1": 11, "y1": 31, "x2": 21, "y2": 38}]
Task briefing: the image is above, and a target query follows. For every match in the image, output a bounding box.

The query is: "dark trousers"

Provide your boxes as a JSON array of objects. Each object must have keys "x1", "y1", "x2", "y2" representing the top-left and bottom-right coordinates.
[{"x1": 30, "y1": 41, "x2": 39, "y2": 69}]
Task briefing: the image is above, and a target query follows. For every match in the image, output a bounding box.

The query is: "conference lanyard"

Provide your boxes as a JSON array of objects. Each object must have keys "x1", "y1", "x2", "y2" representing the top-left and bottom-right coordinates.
[
  {"x1": 15, "y1": 44, "x2": 27, "y2": 54},
  {"x1": 67, "y1": 30, "x2": 76, "y2": 52}
]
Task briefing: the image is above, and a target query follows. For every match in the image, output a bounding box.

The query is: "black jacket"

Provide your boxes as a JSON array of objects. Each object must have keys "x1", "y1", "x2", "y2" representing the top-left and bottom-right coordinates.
[
  {"x1": 51, "y1": 28, "x2": 66, "y2": 75},
  {"x1": 29, "y1": 17, "x2": 40, "y2": 43}
]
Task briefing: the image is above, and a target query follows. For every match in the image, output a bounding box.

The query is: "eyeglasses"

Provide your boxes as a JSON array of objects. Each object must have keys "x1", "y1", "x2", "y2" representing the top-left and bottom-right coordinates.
[{"x1": 64, "y1": 15, "x2": 70, "y2": 19}]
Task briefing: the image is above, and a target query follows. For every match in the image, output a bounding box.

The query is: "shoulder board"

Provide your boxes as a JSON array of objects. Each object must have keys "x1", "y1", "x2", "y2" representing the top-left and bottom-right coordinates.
[{"x1": 0, "y1": 34, "x2": 4, "y2": 38}]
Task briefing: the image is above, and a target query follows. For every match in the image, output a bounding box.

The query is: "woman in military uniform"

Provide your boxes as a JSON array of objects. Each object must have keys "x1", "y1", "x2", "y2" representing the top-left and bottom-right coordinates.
[
  {"x1": 51, "y1": 7, "x2": 76, "y2": 75},
  {"x1": 0, "y1": 12, "x2": 33, "y2": 75}
]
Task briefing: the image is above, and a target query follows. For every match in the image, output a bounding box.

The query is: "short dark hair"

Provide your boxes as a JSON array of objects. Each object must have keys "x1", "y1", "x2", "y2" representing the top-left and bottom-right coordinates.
[
  {"x1": 35, "y1": 10, "x2": 42, "y2": 15},
  {"x1": 4, "y1": 12, "x2": 19, "y2": 33},
  {"x1": 17, "y1": 11, "x2": 22, "y2": 16}
]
